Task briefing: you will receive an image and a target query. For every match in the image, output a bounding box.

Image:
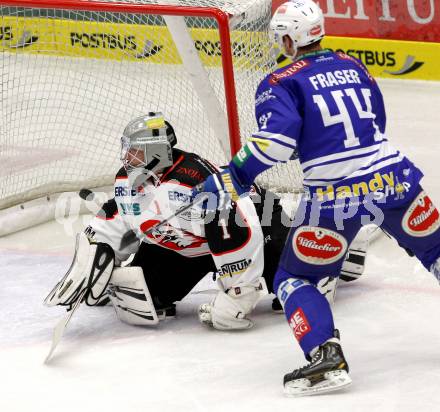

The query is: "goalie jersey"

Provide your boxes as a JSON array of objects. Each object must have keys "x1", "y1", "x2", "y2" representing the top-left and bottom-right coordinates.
[
  {"x1": 85, "y1": 149, "x2": 266, "y2": 289},
  {"x1": 232, "y1": 50, "x2": 423, "y2": 209}
]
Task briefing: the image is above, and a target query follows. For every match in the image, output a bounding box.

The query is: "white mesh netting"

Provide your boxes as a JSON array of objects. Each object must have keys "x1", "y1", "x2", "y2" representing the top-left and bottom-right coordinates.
[{"x1": 0, "y1": 0, "x2": 303, "y2": 210}]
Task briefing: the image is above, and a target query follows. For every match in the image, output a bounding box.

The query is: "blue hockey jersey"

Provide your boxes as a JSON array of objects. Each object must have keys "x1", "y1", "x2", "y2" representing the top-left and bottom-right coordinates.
[{"x1": 231, "y1": 50, "x2": 423, "y2": 207}]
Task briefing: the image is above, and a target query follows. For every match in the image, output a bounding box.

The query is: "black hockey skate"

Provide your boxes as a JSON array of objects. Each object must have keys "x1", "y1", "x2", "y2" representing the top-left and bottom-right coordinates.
[
  {"x1": 271, "y1": 297, "x2": 283, "y2": 313},
  {"x1": 284, "y1": 332, "x2": 352, "y2": 397},
  {"x1": 151, "y1": 295, "x2": 177, "y2": 319},
  {"x1": 156, "y1": 303, "x2": 176, "y2": 319}
]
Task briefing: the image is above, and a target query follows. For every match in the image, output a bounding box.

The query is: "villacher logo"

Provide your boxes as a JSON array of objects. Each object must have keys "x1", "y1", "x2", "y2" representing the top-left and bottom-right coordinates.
[
  {"x1": 402, "y1": 191, "x2": 440, "y2": 237},
  {"x1": 293, "y1": 226, "x2": 348, "y2": 265}
]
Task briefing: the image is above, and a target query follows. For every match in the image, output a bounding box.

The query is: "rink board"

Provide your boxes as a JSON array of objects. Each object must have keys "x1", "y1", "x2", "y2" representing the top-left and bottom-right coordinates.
[{"x1": 1, "y1": 15, "x2": 440, "y2": 80}]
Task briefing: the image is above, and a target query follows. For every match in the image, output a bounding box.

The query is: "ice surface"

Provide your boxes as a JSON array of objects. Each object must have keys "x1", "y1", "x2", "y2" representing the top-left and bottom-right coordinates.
[{"x1": 1, "y1": 79, "x2": 440, "y2": 411}]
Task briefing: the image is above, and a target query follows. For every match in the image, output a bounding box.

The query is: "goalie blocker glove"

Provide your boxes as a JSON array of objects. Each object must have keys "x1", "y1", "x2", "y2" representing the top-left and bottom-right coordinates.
[{"x1": 44, "y1": 232, "x2": 114, "y2": 308}]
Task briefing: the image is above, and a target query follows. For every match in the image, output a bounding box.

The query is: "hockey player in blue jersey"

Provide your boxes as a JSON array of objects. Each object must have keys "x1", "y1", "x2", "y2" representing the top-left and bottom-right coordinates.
[{"x1": 193, "y1": 0, "x2": 440, "y2": 397}]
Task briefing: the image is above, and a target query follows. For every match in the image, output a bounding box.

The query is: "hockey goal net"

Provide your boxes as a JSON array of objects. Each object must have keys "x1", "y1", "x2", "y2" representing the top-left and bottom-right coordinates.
[{"x1": 0, "y1": 0, "x2": 303, "y2": 230}]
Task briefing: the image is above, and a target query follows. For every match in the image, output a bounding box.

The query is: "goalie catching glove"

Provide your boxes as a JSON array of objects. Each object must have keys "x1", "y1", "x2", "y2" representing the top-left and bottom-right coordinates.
[
  {"x1": 198, "y1": 278, "x2": 268, "y2": 330},
  {"x1": 44, "y1": 232, "x2": 114, "y2": 308}
]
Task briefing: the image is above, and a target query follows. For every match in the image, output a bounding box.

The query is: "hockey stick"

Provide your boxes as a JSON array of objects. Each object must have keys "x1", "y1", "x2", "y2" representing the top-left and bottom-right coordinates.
[
  {"x1": 79, "y1": 186, "x2": 210, "y2": 249},
  {"x1": 145, "y1": 193, "x2": 209, "y2": 234},
  {"x1": 44, "y1": 289, "x2": 86, "y2": 364},
  {"x1": 119, "y1": 193, "x2": 209, "y2": 250}
]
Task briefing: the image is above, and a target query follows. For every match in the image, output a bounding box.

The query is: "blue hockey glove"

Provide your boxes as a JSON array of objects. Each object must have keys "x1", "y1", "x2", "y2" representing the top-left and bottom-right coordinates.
[{"x1": 192, "y1": 168, "x2": 251, "y2": 210}]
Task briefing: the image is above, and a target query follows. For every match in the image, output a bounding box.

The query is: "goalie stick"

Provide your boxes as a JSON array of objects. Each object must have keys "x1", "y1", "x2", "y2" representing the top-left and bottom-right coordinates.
[
  {"x1": 119, "y1": 192, "x2": 210, "y2": 250},
  {"x1": 79, "y1": 187, "x2": 209, "y2": 250},
  {"x1": 44, "y1": 289, "x2": 86, "y2": 364}
]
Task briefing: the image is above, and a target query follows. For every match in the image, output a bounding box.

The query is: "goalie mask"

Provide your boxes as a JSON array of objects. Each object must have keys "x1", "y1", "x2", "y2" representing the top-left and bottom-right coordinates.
[
  {"x1": 270, "y1": 0, "x2": 325, "y2": 59},
  {"x1": 121, "y1": 112, "x2": 177, "y2": 175}
]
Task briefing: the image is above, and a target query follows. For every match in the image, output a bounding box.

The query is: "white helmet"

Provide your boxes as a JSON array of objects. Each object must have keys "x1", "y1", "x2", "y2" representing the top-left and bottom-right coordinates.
[{"x1": 270, "y1": 0, "x2": 325, "y2": 59}]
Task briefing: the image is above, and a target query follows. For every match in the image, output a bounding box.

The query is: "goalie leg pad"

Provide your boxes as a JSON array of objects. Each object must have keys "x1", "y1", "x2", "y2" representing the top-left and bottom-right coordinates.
[
  {"x1": 430, "y1": 257, "x2": 440, "y2": 283},
  {"x1": 339, "y1": 250, "x2": 366, "y2": 282},
  {"x1": 339, "y1": 225, "x2": 374, "y2": 282},
  {"x1": 317, "y1": 276, "x2": 338, "y2": 306},
  {"x1": 108, "y1": 266, "x2": 159, "y2": 326},
  {"x1": 44, "y1": 232, "x2": 114, "y2": 307}
]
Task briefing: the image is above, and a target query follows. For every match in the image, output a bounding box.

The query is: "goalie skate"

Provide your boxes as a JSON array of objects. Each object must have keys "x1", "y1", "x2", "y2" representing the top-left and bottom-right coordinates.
[{"x1": 283, "y1": 336, "x2": 352, "y2": 397}]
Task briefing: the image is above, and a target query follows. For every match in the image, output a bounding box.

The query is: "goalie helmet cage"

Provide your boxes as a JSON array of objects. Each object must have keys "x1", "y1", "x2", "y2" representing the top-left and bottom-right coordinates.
[{"x1": 0, "y1": 0, "x2": 303, "y2": 233}]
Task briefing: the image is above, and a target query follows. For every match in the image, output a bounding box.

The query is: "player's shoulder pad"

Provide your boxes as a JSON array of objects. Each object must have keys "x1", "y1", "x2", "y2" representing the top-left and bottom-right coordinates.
[
  {"x1": 335, "y1": 51, "x2": 376, "y2": 84},
  {"x1": 161, "y1": 148, "x2": 218, "y2": 186}
]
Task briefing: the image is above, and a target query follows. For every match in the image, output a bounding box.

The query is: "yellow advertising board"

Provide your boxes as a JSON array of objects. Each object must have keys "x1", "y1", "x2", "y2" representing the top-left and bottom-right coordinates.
[
  {"x1": 0, "y1": 16, "x2": 268, "y2": 68},
  {"x1": 323, "y1": 36, "x2": 440, "y2": 81},
  {"x1": 1, "y1": 15, "x2": 439, "y2": 81}
]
